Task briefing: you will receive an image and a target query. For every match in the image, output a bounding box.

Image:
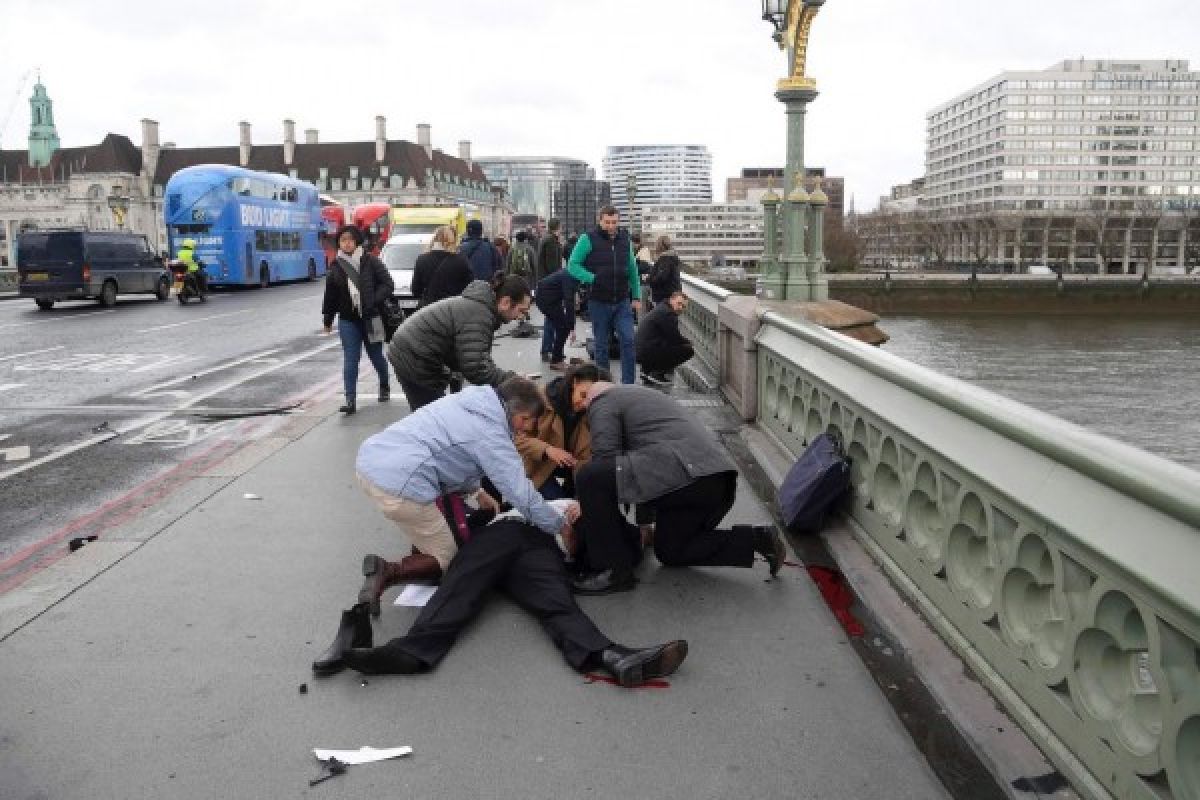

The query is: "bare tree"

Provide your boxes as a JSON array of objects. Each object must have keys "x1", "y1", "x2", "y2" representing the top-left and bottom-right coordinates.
[
  {"x1": 964, "y1": 215, "x2": 996, "y2": 270},
  {"x1": 824, "y1": 216, "x2": 862, "y2": 272},
  {"x1": 1076, "y1": 199, "x2": 1130, "y2": 274},
  {"x1": 912, "y1": 209, "x2": 953, "y2": 269},
  {"x1": 1134, "y1": 197, "x2": 1167, "y2": 276}
]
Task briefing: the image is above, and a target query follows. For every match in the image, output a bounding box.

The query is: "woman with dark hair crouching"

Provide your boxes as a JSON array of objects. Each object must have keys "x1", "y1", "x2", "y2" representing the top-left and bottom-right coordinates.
[
  {"x1": 322, "y1": 224, "x2": 394, "y2": 414},
  {"x1": 511, "y1": 362, "x2": 609, "y2": 501}
]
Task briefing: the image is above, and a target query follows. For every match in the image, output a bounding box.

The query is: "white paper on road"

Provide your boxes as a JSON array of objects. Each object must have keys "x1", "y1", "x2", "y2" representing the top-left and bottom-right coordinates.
[
  {"x1": 313, "y1": 745, "x2": 413, "y2": 765},
  {"x1": 394, "y1": 584, "x2": 437, "y2": 607}
]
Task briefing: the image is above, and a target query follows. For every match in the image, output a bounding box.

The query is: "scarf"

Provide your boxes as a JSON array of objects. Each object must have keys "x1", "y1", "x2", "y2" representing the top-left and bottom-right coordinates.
[{"x1": 336, "y1": 247, "x2": 364, "y2": 314}]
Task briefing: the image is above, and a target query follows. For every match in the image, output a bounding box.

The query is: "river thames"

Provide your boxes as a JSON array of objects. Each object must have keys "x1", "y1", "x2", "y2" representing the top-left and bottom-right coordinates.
[{"x1": 879, "y1": 314, "x2": 1200, "y2": 471}]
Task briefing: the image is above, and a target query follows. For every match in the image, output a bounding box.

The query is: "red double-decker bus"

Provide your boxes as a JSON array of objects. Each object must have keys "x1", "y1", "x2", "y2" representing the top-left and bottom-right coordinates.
[
  {"x1": 352, "y1": 203, "x2": 391, "y2": 255},
  {"x1": 319, "y1": 201, "x2": 345, "y2": 266}
]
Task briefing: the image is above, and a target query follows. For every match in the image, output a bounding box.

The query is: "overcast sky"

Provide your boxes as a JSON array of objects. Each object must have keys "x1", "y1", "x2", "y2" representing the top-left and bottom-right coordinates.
[{"x1": 0, "y1": 0, "x2": 1196, "y2": 210}]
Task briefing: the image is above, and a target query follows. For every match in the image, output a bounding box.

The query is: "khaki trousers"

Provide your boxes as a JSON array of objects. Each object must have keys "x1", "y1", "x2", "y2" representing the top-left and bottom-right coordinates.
[{"x1": 357, "y1": 473, "x2": 458, "y2": 570}]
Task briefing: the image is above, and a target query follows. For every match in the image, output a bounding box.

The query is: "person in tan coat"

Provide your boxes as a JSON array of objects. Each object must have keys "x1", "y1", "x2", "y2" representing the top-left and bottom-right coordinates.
[{"x1": 514, "y1": 363, "x2": 608, "y2": 500}]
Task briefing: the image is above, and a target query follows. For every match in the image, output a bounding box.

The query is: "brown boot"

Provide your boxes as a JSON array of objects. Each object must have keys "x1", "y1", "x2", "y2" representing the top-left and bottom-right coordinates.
[{"x1": 359, "y1": 553, "x2": 443, "y2": 617}]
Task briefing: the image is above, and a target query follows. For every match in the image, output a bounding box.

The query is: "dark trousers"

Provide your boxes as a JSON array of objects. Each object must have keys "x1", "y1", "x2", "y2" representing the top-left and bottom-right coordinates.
[
  {"x1": 387, "y1": 520, "x2": 612, "y2": 669},
  {"x1": 574, "y1": 459, "x2": 645, "y2": 574},
  {"x1": 652, "y1": 471, "x2": 753, "y2": 567},
  {"x1": 537, "y1": 298, "x2": 573, "y2": 363},
  {"x1": 639, "y1": 341, "x2": 694, "y2": 375},
  {"x1": 398, "y1": 378, "x2": 444, "y2": 411}
]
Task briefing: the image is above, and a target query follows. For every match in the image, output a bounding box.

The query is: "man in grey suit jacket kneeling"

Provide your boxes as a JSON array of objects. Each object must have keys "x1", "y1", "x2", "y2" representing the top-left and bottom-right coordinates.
[{"x1": 570, "y1": 382, "x2": 787, "y2": 595}]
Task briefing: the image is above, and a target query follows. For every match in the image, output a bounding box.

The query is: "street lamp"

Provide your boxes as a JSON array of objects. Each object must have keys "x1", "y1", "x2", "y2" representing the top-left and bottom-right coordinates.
[
  {"x1": 758, "y1": 0, "x2": 828, "y2": 302},
  {"x1": 761, "y1": 0, "x2": 788, "y2": 42}
]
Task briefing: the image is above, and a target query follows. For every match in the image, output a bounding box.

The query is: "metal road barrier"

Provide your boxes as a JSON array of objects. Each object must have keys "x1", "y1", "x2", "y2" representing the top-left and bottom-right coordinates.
[{"x1": 680, "y1": 272, "x2": 1200, "y2": 800}]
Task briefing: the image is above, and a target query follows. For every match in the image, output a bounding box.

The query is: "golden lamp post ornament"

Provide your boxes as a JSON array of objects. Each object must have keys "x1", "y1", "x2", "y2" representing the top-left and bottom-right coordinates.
[{"x1": 761, "y1": 0, "x2": 823, "y2": 91}]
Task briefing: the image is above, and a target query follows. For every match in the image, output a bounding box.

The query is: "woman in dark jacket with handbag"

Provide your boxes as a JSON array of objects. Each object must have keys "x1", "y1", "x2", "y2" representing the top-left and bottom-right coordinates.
[
  {"x1": 646, "y1": 234, "x2": 683, "y2": 306},
  {"x1": 322, "y1": 224, "x2": 394, "y2": 414}
]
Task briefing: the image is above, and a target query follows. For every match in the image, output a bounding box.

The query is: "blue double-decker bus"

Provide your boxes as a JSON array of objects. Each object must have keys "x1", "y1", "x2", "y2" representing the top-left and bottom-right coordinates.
[{"x1": 163, "y1": 164, "x2": 325, "y2": 288}]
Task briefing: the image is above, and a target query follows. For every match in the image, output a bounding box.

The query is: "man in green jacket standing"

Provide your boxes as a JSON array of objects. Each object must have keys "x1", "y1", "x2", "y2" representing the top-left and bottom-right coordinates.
[{"x1": 567, "y1": 206, "x2": 641, "y2": 383}]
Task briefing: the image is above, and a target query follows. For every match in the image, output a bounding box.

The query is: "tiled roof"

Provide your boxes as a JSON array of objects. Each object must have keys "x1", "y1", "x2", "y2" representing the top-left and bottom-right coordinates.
[
  {"x1": 151, "y1": 139, "x2": 489, "y2": 190},
  {"x1": 0, "y1": 133, "x2": 142, "y2": 183}
]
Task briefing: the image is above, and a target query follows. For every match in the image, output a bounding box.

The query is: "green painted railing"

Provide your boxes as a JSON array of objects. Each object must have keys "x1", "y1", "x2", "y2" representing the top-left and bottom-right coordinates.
[{"x1": 680, "y1": 272, "x2": 1200, "y2": 800}]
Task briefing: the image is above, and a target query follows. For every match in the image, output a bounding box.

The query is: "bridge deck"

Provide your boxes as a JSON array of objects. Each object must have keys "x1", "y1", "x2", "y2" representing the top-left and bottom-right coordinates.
[{"x1": 0, "y1": 319, "x2": 948, "y2": 799}]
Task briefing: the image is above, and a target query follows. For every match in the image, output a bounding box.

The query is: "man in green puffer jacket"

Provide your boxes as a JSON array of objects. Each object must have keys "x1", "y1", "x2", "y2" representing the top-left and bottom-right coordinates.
[{"x1": 387, "y1": 276, "x2": 532, "y2": 410}]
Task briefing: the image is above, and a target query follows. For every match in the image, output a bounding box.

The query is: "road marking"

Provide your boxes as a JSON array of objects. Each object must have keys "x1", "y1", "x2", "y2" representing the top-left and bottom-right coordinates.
[
  {"x1": 0, "y1": 384, "x2": 24, "y2": 393},
  {"x1": 0, "y1": 346, "x2": 65, "y2": 363},
  {"x1": 136, "y1": 309, "x2": 254, "y2": 333},
  {"x1": 13, "y1": 353, "x2": 191, "y2": 373},
  {"x1": 0, "y1": 340, "x2": 339, "y2": 482},
  {"x1": 0, "y1": 310, "x2": 116, "y2": 330},
  {"x1": 0, "y1": 433, "x2": 30, "y2": 463},
  {"x1": 128, "y1": 348, "x2": 282, "y2": 397}
]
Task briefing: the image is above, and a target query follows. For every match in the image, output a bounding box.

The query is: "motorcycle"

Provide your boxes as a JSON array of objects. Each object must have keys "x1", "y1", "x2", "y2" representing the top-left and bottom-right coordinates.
[{"x1": 170, "y1": 260, "x2": 208, "y2": 304}]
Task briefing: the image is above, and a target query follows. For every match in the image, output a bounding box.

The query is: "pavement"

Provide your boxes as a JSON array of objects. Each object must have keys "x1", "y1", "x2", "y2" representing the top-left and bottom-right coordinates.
[{"x1": 0, "y1": 317, "x2": 949, "y2": 800}]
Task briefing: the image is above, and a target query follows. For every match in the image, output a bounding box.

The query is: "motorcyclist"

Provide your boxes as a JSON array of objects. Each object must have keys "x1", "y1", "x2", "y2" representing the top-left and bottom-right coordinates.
[{"x1": 177, "y1": 238, "x2": 208, "y2": 296}]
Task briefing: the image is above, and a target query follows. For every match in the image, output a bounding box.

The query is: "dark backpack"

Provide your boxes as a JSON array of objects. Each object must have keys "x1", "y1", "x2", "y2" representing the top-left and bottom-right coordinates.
[{"x1": 778, "y1": 432, "x2": 852, "y2": 533}]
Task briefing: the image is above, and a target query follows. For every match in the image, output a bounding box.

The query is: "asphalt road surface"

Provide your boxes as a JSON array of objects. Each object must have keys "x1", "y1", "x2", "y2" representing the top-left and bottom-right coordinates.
[{"x1": 0, "y1": 279, "x2": 353, "y2": 589}]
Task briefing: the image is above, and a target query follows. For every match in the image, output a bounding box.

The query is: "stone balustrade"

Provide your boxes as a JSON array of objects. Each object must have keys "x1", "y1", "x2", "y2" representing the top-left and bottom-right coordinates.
[{"x1": 681, "y1": 271, "x2": 1200, "y2": 800}]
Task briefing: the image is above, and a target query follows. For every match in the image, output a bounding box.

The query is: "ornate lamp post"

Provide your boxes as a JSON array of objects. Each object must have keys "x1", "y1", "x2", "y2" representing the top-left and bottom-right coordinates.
[{"x1": 760, "y1": 0, "x2": 828, "y2": 301}]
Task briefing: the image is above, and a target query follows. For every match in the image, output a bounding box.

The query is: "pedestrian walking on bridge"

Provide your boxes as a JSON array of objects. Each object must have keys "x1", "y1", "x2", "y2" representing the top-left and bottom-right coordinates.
[{"x1": 322, "y1": 224, "x2": 393, "y2": 414}]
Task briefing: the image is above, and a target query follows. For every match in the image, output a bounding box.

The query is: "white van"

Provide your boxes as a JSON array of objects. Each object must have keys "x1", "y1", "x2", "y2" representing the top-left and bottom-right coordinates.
[
  {"x1": 379, "y1": 233, "x2": 430, "y2": 314},
  {"x1": 1027, "y1": 264, "x2": 1055, "y2": 276}
]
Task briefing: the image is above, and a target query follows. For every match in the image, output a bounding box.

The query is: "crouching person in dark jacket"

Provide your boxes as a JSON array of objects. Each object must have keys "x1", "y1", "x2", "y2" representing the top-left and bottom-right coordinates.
[
  {"x1": 386, "y1": 277, "x2": 532, "y2": 410},
  {"x1": 635, "y1": 291, "x2": 694, "y2": 384},
  {"x1": 535, "y1": 267, "x2": 578, "y2": 370},
  {"x1": 570, "y1": 383, "x2": 788, "y2": 594}
]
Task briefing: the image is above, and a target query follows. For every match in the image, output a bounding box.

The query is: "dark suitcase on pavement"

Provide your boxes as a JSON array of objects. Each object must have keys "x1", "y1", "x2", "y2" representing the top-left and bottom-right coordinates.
[{"x1": 778, "y1": 432, "x2": 852, "y2": 533}]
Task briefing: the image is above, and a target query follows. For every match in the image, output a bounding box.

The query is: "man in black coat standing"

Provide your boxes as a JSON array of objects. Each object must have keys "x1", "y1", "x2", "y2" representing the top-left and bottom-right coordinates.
[
  {"x1": 635, "y1": 291, "x2": 694, "y2": 384},
  {"x1": 570, "y1": 383, "x2": 787, "y2": 594}
]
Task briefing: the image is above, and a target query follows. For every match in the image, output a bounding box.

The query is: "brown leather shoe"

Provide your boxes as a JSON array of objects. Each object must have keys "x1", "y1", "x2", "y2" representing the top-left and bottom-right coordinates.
[{"x1": 359, "y1": 553, "x2": 443, "y2": 616}]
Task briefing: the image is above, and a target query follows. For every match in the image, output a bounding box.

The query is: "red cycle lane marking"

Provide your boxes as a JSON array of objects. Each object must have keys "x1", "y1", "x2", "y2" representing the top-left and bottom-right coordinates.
[
  {"x1": 0, "y1": 374, "x2": 344, "y2": 594},
  {"x1": 0, "y1": 439, "x2": 239, "y2": 594}
]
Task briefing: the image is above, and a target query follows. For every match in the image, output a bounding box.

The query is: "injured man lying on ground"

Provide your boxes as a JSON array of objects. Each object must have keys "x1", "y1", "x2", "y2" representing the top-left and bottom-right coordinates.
[{"x1": 311, "y1": 500, "x2": 688, "y2": 688}]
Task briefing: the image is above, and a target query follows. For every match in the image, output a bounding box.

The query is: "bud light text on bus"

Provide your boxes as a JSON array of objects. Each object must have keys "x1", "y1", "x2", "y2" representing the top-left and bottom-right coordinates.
[{"x1": 164, "y1": 164, "x2": 325, "y2": 288}]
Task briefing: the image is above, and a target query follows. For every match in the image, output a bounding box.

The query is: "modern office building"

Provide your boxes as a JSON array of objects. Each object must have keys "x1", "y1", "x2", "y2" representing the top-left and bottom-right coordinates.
[
  {"x1": 726, "y1": 167, "x2": 845, "y2": 226},
  {"x1": 640, "y1": 203, "x2": 763, "y2": 269},
  {"x1": 474, "y1": 156, "x2": 610, "y2": 235},
  {"x1": 552, "y1": 178, "x2": 612, "y2": 237},
  {"x1": 603, "y1": 145, "x2": 712, "y2": 228},
  {"x1": 918, "y1": 58, "x2": 1200, "y2": 271}
]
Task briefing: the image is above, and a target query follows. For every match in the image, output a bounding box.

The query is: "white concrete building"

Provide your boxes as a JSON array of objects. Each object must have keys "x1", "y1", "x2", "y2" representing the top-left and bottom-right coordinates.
[
  {"x1": 926, "y1": 59, "x2": 1200, "y2": 214},
  {"x1": 640, "y1": 203, "x2": 762, "y2": 268},
  {"x1": 603, "y1": 145, "x2": 712, "y2": 228},
  {"x1": 861, "y1": 59, "x2": 1200, "y2": 273}
]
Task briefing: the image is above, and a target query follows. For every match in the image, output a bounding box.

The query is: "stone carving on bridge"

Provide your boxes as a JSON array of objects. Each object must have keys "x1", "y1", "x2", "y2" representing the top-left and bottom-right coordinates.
[{"x1": 752, "y1": 342, "x2": 1200, "y2": 800}]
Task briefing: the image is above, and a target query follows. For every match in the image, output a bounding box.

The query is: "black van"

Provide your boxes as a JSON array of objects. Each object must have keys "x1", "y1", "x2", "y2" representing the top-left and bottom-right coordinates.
[{"x1": 17, "y1": 230, "x2": 172, "y2": 310}]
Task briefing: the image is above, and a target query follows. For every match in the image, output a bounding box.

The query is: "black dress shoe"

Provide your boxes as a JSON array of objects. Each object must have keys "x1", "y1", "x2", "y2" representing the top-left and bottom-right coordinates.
[
  {"x1": 343, "y1": 640, "x2": 425, "y2": 675},
  {"x1": 312, "y1": 604, "x2": 373, "y2": 676},
  {"x1": 747, "y1": 525, "x2": 787, "y2": 576},
  {"x1": 338, "y1": 400, "x2": 357, "y2": 414},
  {"x1": 599, "y1": 640, "x2": 689, "y2": 687},
  {"x1": 571, "y1": 569, "x2": 636, "y2": 595}
]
